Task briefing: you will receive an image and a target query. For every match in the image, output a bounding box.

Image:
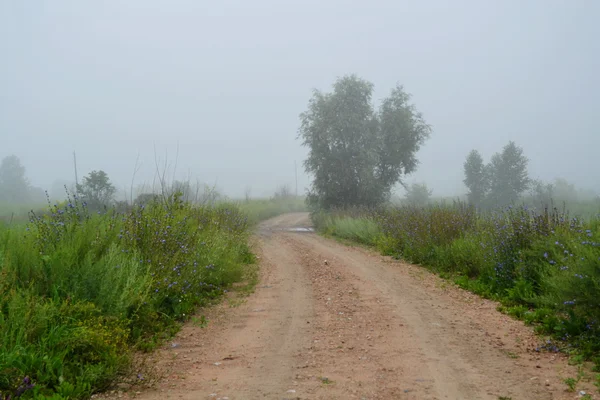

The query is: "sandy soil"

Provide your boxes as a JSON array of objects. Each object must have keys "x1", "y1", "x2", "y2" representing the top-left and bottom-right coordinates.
[{"x1": 97, "y1": 213, "x2": 595, "y2": 400}]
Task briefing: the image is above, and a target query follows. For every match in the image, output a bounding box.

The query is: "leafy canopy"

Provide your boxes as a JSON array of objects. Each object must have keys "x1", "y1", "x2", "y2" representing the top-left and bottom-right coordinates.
[
  {"x1": 405, "y1": 183, "x2": 433, "y2": 206},
  {"x1": 487, "y1": 141, "x2": 530, "y2": 206},
  {"x1": 77, "y1": 170, "x2": 116, "y2": 208},
  {"x1": 463, "y1": 141, "x2": 530, "y2": 208},
  {"x1": 463, "y1": 150, "x2": 489, "y2": 207},
  {"x1": 298, "y1": 75, "x2": 431, "y2": 209}
]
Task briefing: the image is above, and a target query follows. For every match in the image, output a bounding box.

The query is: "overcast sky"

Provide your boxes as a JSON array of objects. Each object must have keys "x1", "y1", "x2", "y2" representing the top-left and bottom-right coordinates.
[{"x1": 1, "y1": 0, "x2": 598, "y2": 199}]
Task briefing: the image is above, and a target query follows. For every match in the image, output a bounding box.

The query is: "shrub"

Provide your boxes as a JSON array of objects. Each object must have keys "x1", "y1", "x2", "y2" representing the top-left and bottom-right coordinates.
[{"x1": 0, "y1": 196, "x2": 254, "y2": 398}]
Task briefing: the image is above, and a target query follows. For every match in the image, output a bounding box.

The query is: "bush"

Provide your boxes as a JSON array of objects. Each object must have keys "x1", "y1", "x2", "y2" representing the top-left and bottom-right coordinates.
[{"x1": 0, "y1": 196, "x2": 254, "y2": 398}]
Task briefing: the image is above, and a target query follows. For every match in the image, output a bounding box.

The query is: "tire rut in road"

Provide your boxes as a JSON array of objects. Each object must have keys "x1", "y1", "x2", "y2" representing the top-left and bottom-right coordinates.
[
  {"x1": 291, "y1": 232, "x2": 582, "y2": 400},
  {"x1": 100, "y1": 233, "x2": 315, "y2": 400}
]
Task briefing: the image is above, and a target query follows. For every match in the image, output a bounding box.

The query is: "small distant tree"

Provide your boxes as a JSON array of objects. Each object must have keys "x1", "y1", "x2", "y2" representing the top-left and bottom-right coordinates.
[
  {"x1": 0, "y1": 155, "x2": 30, "y2": 203},
  {"x1": 77, "y1": 170, "x2": 116, "y2": 207},
  {"x1": 487, "y1": 141, "x2": 530, "y2": 206},
  {"x1": 463, "y1": 150, "x2": 489, "y2": 208},
  {"x1": 404, "y1": 183, "x2": 432, "y2": 206},
  {"x1": 298, "y1": 74, "x2": 431, "y2": 210}
]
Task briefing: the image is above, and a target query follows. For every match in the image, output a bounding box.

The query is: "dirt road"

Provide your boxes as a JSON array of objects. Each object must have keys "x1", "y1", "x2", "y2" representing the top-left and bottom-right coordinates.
[{"x1": 110, "y1": 213, "x2": 590, "y2": 400}]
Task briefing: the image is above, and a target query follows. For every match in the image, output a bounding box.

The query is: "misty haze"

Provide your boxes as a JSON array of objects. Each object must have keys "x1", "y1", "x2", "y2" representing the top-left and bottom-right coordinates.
[
  {"x1": 1, "y1": 1, "x2": 598, "y2": 203},
  {"x1": 1, "y1": 1, "x2": 599, "y2": 399}
]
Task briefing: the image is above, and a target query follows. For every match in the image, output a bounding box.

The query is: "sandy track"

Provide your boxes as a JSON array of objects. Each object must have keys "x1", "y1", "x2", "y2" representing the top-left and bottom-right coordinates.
[{"x1": 103, "y1": 213, "x2": 590, "y2": 400}]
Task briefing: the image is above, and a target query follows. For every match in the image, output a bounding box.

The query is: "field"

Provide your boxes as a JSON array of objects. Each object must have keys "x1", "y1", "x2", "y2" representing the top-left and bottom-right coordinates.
[
  {"x1": 238, "y1": 196, "x2": 307, "y2": 225},
  {"x1": 313, "y1": 201, "x2": 600, "y2": 367},
  {"x1": 0, "y1": 203, "x2": 46, "y2": 225},
  {"x1": 0, "y1": 196, "x2": 305, "y2": 399}
]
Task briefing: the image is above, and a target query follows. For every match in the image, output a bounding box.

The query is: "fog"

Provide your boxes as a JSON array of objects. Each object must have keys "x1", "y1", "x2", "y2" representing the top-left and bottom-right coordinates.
[{"x1": 1, "y1": 0, "x2": 598, "y2": 200}]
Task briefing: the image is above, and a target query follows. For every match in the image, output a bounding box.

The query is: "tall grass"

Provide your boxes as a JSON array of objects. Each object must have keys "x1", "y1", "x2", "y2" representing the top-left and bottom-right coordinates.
[
  {"x1": 314, "y1": 203, "x2": 600, "y2": 364},
  {"x1": 0, "y1": 196, "x2": 254, "y2": 399},
  {"x1": 312, "y1": 209, "x2": 381, "y2": 245}
]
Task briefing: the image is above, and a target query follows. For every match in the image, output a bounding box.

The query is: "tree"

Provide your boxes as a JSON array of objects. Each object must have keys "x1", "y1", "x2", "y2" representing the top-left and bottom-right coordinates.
[
  {"x1": 463, "y1": 150, "x2": 489, "y2": 207},
  {"x1": 529, "y1": 179, "x2": 554, "y2": 207},
  {"x1": 77, "y1": 170, "x2": 116, "y2": 207},
  {"x1": 404, "y1": 183, "x2": 432, "y2": 206},
  {"x1": 298, "y1": 75, "x2": 431, "y2": 209},
  {"x1": 0, "y1": 155, "x2": 30, "y2": 203},
  {"x1": 487, "y1": 141, "x2": 530, "y2": 206}
]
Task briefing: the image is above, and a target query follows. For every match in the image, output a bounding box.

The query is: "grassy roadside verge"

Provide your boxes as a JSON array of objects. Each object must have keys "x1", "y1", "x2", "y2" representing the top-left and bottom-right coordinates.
[
  {"x1": 0, "y1": 197, "x2": 303, "y2": 399},
  {"x1": 312, "y1": 205, "x2": 600, "y2": 387},
  {"x1": 238, "y1": 197, "x2": 307, "y2": 225}
]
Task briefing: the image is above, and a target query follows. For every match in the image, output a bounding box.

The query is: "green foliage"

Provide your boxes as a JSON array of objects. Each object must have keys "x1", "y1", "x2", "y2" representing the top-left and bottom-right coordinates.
[
  {"x1": 487, "y1": 141, "x2": 531, "y2": 206},
  {"x1": 404, "y1": 183, "x2": 432, "y2": 206},
  {"x1": 312, "y1": 210, "x2": 381, "y2": 246},
  {"x1": 563, "y1": 377, "x2": 578, "y2": 392},
  {"x1": 239, "y1": 197, "x2": 307, "y2": 225},
  {"x1": 76, "y1": 170, "x2": 116, "y2": 209},
  {"x1": 0, "y1": 155, "x2": 30, "y2": 203},
  {"x1": 0, "y1": 197, "x2": 254, "y2": 398},
  {"x1": 298, "y1": 74, "x2": 431, "y2": 210},
  {"x1": 463, "y1": 141, "x2": 531, "y2": 209},
  {"x1": 463, "y1": 150, "x2": 489, "y2": 208},
  {"x1": 314, "y1": 203, "x2": 600, "y2": 365}
]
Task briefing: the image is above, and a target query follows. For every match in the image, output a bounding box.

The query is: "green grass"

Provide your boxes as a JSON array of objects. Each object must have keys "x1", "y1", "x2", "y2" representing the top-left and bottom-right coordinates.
[
  {"x1": 313, "y1": 202, "x2": 600, "y2": 367},
  {"x1": 0, "y1": 203, "x2": 46, "y2": 225},
  {"x1": 312, "y1": 211, "x2": 381, "y2": 245},
  {"x1": 238, "y1": 197, "x2": 307, "y2": 225},
  {"x1": 0, "y1": 197, "x2": 257, "y2": 399}
]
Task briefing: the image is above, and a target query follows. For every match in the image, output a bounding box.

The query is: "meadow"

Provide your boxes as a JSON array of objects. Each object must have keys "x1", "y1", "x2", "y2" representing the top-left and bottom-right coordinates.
[
  {"x1": 0, "y1": 203, "x2": 45, "y2": 225},
  {"x1": 0, "y1": 195, "x2": 305, "y2": 400},
  {"x1": 313, "y1": 201, "x2": 600, "y2": 368}
]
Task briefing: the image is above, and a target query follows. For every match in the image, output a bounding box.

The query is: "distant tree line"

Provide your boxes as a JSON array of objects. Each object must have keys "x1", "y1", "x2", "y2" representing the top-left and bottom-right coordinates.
[
  {"x1": 461, "y1": 142, "x2": 598, "y2": 210},
  {"x1": 463, "y1": 141, "x2": 530, "y2": 209}
]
